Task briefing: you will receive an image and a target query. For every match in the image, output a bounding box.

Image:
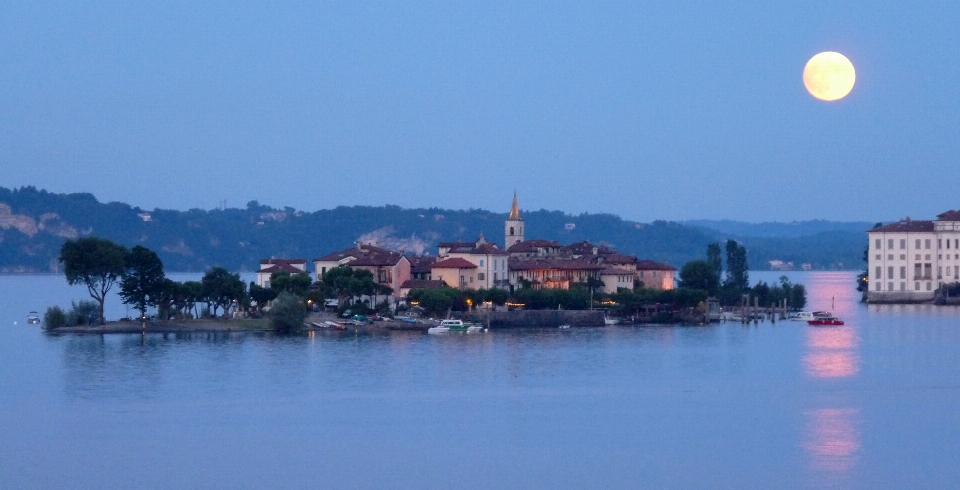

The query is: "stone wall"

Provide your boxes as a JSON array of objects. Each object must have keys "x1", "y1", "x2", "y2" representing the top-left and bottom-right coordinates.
[{"x1": 454, "y1": 310, "x2": 605, "y2": 328}]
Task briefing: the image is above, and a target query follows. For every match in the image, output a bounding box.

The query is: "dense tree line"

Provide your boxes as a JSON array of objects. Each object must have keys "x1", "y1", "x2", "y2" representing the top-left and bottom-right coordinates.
[{"x1": 678, "y1": 241, "x2": 807, "y2": 308}]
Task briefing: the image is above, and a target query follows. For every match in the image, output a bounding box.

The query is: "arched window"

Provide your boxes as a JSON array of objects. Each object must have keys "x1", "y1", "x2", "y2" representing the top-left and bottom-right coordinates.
[{"x1": 510, "y1": 227, "x2": 514, "y2": 236}]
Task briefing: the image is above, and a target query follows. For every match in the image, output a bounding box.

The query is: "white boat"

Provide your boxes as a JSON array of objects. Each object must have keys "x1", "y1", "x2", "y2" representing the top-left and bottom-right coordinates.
[
  {"x1": 26, "y1": 311, "x2": 40, "y2": 325},
  {"x1": 789, "y1": 311, "x2": 815, "y2": 321},
  {"x1": 429, "y1": 319, "x2": 483, "y2": 334},
  {"x1": 558, "y1": 324, "x2": 571, "y2": 329},
  {"x1": 604, "y1": 316, "x2": 619, "y2": 325}
]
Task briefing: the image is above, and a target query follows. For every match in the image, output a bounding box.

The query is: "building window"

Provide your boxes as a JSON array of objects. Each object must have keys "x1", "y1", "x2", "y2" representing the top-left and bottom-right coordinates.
[
  {"x1": 948, "y1": 267, "x2": 952, "y2": 277},
  {"x1": 925, "y1": 239, "x2": 931, "y2": 249},
  {"x1": 938, "y1": 267, "x2": 942, "y2": 279},
  {"x1": 900, "y1": 239, "x2": 906, "y2": 249},
  {"x1": 949, "y1": 240, "x2": 952, "y2": 249},
  {"x1": 914, "y1": 264, "x2": 922, "y2": 278},
  {"x1": 875, "y1": 254, "x2": 881, "y2": 260},
  {"x1": 916, "y1": 239, "x2": 921, "y2": 249},
  {"x1": 927, "y1": 282, "x2": 932, "y2": 291},
  {"x1": 264, "y1": 281, "x2": 270, "y2": 288},
  {"x1": 900, "y1": 282, "x2": 905, "y2": 291},
  {"x1": 888, "y1": 254, "x2": 893, "y2": 260},
  {"x1": 509, "y1": 227, "x2": 514, "y2": 236},
  {"x1": 939, "y1": 239, "x2": 942, "y2": 249},
  {"x1": 478, "y1": 273, "x2": 485, "y2": 280},
  {"x1": 875, "y1": 266, "x2": 882, "y2": 279},
  {"x1": 653, "y1": 271, "x2": 658, "y2": 278},
  {"x1": 900, "y1": 255, "x2": 906, "y2": 260},
  {"x1": 888, "y1": 239, "x2": 894, "y2": 249},
  {"x1": 915, "y1": 282, "x2": 920, "y2": 291},
  {"x1": 876, "y1": 283, "x2": 881, "y2": 291},
  {"x1": 875, "y1": 239, "x2": 881, "y2": 249},
  {"x1": 479, "y1": 259, "x2": 485, "y2": 267},
  {"x1": 321, "y1": 267, "x2": 327, "y2": 275},
  {"x1": 955, "y1": 266, "x2": 959, "y2": 278},
  {"x1": 900, "y1": 266, "x2": 906, "y2": 279},
  {"x1": 639, "y1": 271, "x2": 645, "y2": 278},
  {"x1": 925, "y1": 264, "x2": 932, "y2": 278},
  {"x1": 888, "y1": 266, "x2": 894, "y2": 279},
  {"x1": 926, "y1": 254, "x2": 931, "y2": 260},
  {"x1": 888, "y1": 282, "x2": 893, "y2": 291}
]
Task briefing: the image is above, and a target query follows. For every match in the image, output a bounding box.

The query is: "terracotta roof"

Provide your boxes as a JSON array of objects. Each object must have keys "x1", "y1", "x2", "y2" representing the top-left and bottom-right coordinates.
[
  {"x1": 507, "y1": 239, "x2": 562, "y2": 253},
  {"x1": 432, "y1": 257, "x2": 478, "y2": 269},
  {"x1": 258, "y1": 263, "x2": 309, "y2": 274},
  {"x1": 636, "y1": 260, "x2": 676, "y2": 271},
  {"x1": 409, "y1": 256, "x2": 437, "y2": 273},
  {"x1": 314, "y1": 244, "x2": 405, "y2": 266},
  {"x1": 560, "y1": 241, "x2": 615, "y2": 256},
  {"x1": 400, "y1": 279, "x2": 448, "y2": 290},
  {"x1": 600, "y1": 267, "x2": 633, "y2": 276},
  {"x1": 509, "y1": 258, "x2": 604, "y2": 271},
  {"x1": 260, "y1": 258, "x2": 306, "y2": 265},
  {"x1": 868, "y1": 220, "x2": 935, "y2": 233},
  {"x1": 938, "y1": 210, "x2": 960, "y2": 221},
  {"x1": 602, "y1": 254, "x2": 638, "y2": 265}
]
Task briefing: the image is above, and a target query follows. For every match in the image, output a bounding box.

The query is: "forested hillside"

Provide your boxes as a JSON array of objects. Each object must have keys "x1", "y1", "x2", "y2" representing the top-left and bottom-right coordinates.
[{"x1": 0, "y1": 186, "x2": 866, "y2": 272}]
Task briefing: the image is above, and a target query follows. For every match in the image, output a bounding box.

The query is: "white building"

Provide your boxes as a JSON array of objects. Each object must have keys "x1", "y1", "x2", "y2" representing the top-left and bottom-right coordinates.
[
  {"x1": 866, "y1": 211, "x2": 960, "y2": 302},
  {"x1": 256, "y1": 259, "x2": 308, "y2": 288}
]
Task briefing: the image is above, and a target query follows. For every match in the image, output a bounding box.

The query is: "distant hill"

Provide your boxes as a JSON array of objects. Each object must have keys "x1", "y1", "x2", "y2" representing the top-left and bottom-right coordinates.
[
  {"x1": 0, "y1": 186, "x2": 869, "y2": 273},
  {"x1": 682, "y1": 219, "x2": 876, "y2": 238}
]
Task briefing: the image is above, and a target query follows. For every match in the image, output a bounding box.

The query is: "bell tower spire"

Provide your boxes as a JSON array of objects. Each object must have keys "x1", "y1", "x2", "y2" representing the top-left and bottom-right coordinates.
[
  {"x1": 509, "y1": 191, "x2": 521, "y2": 220},
  {"x1": 505, "y1": 191, "x2": 524, "y2": 248}
]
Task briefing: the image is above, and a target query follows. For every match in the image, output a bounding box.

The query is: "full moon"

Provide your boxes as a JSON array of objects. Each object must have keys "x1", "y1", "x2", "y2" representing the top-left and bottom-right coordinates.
[{"x1": 803, "y1": 51, "x2": 856, "y2": 101}]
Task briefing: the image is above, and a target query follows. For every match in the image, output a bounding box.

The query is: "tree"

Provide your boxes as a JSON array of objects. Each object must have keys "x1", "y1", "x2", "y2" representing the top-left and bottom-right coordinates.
[
  {"x1": 723, "y1": 240, "x2": 749, "y2": 291},
  {"x1": 485, "y1": 288, "x2": 509, "y2": 307},
  {"x1": 269, "y1": 292, "x2": 307, "y2": 334},
  {"x1": 706, "y1": 243, "x2": 722, "y2": 278},
  {"x1": 119, "y1": 245, "x2": 166, "y2": 319},
  {"x1": 200, "y1": 267, "x2": 246, "y2": 317},
  {"x1": 249, "y1": 282, "x2": 278, "y2": 313},
  {"x1": 678, "y1": 260, "x2": 720, "y2": 294},
  {"x1": 269, "y1": 272, "x2": 311, "y2": 297},
  {"x1": 59, "y1": 237, "x2": 128, "y2": 324}
]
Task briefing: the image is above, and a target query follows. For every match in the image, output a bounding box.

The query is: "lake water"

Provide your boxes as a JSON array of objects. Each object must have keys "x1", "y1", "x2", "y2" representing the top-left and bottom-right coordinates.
[{"x1": 1, "y1": 271, "x2": 959, "y2": 489}]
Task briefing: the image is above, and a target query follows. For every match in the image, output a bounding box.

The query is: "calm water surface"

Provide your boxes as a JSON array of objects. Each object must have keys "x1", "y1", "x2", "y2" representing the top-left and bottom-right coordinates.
[{"x1": 1, "y1": 271, "x2": 958, "y2": 489}]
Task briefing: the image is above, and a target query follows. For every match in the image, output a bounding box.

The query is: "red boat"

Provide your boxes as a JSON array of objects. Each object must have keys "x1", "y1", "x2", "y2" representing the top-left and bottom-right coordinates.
[{"x1": 807, "y1": 317, "x2": 844, "y2": 326}]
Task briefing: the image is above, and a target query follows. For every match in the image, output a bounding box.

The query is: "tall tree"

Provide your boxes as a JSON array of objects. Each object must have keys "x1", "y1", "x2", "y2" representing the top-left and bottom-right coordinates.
[
  {"x1": 723, "y1": 239, "x2": 749, "y2": 291},
  {"x1": 119, "y1": 245, "x2": 166, "y2": 319},
  {"x1": 706, "y1": 243, "x2": 722, "y2": 278},
  {"x1": 269, "y1": 272, "x2": 311, "y2": 297},
  {"x1": 59, "y1": 237, "x2": 127, "y2": 324},
  {"x1": 678, "y1": 260, "x2": 720, "y2": 295},
  {"x1": 201, "y1": 267, "x2": 246, "y2": 317}
]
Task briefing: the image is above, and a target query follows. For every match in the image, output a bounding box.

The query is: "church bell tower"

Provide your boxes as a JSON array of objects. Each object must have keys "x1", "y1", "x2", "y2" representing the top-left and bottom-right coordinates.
[{"x1": 505, "y1": 191, "x2": 524, "y2": 249}]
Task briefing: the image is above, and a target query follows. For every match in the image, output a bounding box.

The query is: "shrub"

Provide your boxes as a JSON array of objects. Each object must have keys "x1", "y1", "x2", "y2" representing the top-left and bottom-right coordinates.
[
  {"x1": 67, "y1": 300, "x2": 101, "y2": 326},
  {"x1": 269, "y1": 292, "x2": 307, "y2": 334},
  {"x1": 43, "y1": 306, "x2": 67, "y2": 330}
]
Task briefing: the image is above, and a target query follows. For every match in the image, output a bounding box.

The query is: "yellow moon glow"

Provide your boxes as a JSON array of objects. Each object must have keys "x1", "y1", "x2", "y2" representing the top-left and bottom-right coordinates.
[{"x1": 803, "y1": 52, "x2": 856, "y2": 101}]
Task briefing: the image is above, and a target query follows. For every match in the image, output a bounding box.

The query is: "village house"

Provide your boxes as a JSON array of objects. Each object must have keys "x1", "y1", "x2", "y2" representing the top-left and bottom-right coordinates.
[
  {"x1": 866, "y1": 211, "x2": 960, "y2": 302},
  {"x1": 313, "y1": 243, "x2": 411, "y2": 299},
  {"x1": 397, "y1": 279, "x2": 447, "y2": 299},
  {"x1": 437, "y1": 234, "x2": 511, "y2": 289},
  {"x1": 431, "y1": 257, "x2": 478, "y2": 288},
  {"x1": 635, "y1": 260, "x2": 676, "y2": 290},
  {"x1": 255, "y1": 258, "x2": 308, "y2": 288}
]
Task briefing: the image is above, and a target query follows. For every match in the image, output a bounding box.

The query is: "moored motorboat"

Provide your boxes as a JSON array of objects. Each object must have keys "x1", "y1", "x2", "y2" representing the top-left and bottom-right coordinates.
[
  {"x1": 428, "y1": 319, "x2": 483, "y2": 334},
  {"x1": 807, "y1": 316, "x2": 844, "y2": 326},
  {"x1": 604, "y1": 316, "x2": 619, "y2": 325},
  {"x1": 26, "y1": 311, "x2": 40, "y2": 325}
]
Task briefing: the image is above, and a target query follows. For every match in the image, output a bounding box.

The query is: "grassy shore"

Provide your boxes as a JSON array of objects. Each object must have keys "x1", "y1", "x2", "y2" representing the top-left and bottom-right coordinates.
[{"x1": 47, "y1": 317, "x2": 271, "y2": 334}]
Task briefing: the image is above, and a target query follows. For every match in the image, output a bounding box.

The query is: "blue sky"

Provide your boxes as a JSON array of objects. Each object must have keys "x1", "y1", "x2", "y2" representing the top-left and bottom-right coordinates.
[{"x1": 1, "y1": 1, "x2": 958, "y2": 222}]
